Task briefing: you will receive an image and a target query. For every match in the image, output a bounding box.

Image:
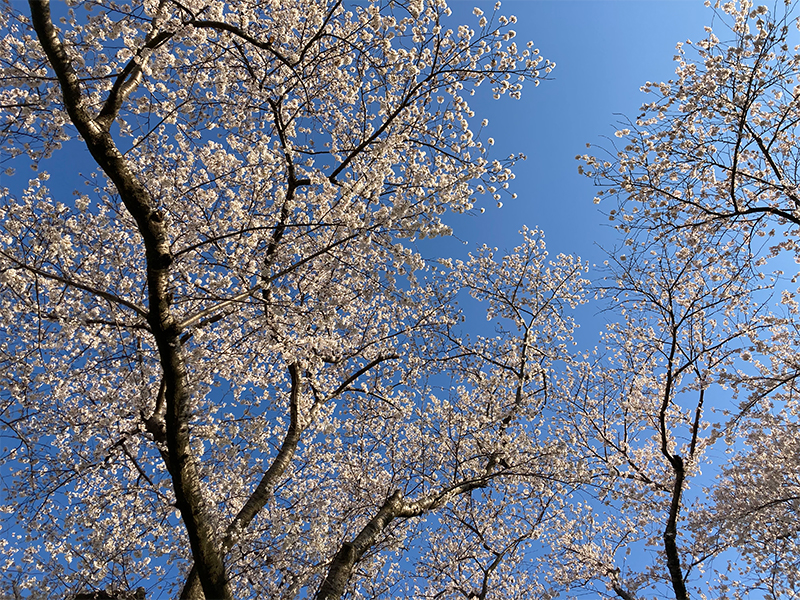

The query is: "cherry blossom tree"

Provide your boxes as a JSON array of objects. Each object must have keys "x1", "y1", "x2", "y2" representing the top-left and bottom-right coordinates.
[
  {"x1": 577, "y1": 1, "x2": 800, "y2": 598},
  {"x1": 544, "y1": 223, "x2": 774, "y2": 599},
  {"x1": 0, "y1": 1, "x2": 589, "y2": 599}
]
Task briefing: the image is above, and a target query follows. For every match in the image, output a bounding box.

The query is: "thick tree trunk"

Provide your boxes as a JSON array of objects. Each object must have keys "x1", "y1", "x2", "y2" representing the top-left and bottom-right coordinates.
[{"x1": 28, "y1": 3, "x2": 231, "y2": 598}]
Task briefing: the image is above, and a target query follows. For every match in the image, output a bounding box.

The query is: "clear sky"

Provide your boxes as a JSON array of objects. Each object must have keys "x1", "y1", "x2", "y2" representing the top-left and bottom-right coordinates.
[{"x1": 445, "y1": 0, "x2": 711, "y2": 252}]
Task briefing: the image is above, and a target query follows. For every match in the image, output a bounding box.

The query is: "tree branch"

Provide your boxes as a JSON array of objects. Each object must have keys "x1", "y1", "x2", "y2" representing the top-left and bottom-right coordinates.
[
  {"x1": 29, "y1": 2, "x2": 231, "y2": 598},
  {"x1": 97, "y1": 0, "x2": 175, "y2": 128},
  {"x1": 314, "y1": 490, "x2": 407, "y2": 600},
  {"x1": 314, "y1": 473, "x2": 496, "y2": 600},
  {"x1": 0, "y1": 250, "x2": 149, "y2": 318},
  {"x1": 178, "y1": 231, "x2": 359, "y2": 330},
  {"x1": 180, "y1": 363, "x2": 304, "y2": 600}
]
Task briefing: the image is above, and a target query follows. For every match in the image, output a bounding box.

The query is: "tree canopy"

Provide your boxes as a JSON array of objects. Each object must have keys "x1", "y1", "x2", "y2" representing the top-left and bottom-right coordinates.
[{"x1": 2, "y1": 0, "x2": 800, "y2": 599}]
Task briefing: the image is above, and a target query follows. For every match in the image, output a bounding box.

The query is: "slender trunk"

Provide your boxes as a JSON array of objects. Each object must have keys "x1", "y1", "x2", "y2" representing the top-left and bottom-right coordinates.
[
  {"x1": 180, "y1": 365, "x2": 303, "y2": 600},
  {"x1": 314, "y1": 491, "x2": 406, "y2": 600},
  {"x1": 664, "y1": 454, "x2": 688, "y2": 600}
]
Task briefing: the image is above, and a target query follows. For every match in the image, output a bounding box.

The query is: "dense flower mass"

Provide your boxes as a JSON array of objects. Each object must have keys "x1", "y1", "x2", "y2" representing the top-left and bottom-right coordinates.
[
  {"x1": 4, "y1": 0, "x2": 800, "y2": 599},
  {"x1": 0, "y1": 1, "x2": 576, "y2": 599}
]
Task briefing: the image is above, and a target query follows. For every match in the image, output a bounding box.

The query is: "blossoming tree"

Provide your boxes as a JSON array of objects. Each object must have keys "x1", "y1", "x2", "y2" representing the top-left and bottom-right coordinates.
[
  {"x1": 0, "y1": 1, "x2": 594, "y2": 599},
  {"x1": 578, "y1": 1, "x2": 800, "y2": 597}
]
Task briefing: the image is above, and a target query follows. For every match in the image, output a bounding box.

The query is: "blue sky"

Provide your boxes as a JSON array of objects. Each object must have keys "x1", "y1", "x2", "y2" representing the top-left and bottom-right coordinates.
[{"x1": 442, "y1": 0, "x2": 711, "y2": 254}]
